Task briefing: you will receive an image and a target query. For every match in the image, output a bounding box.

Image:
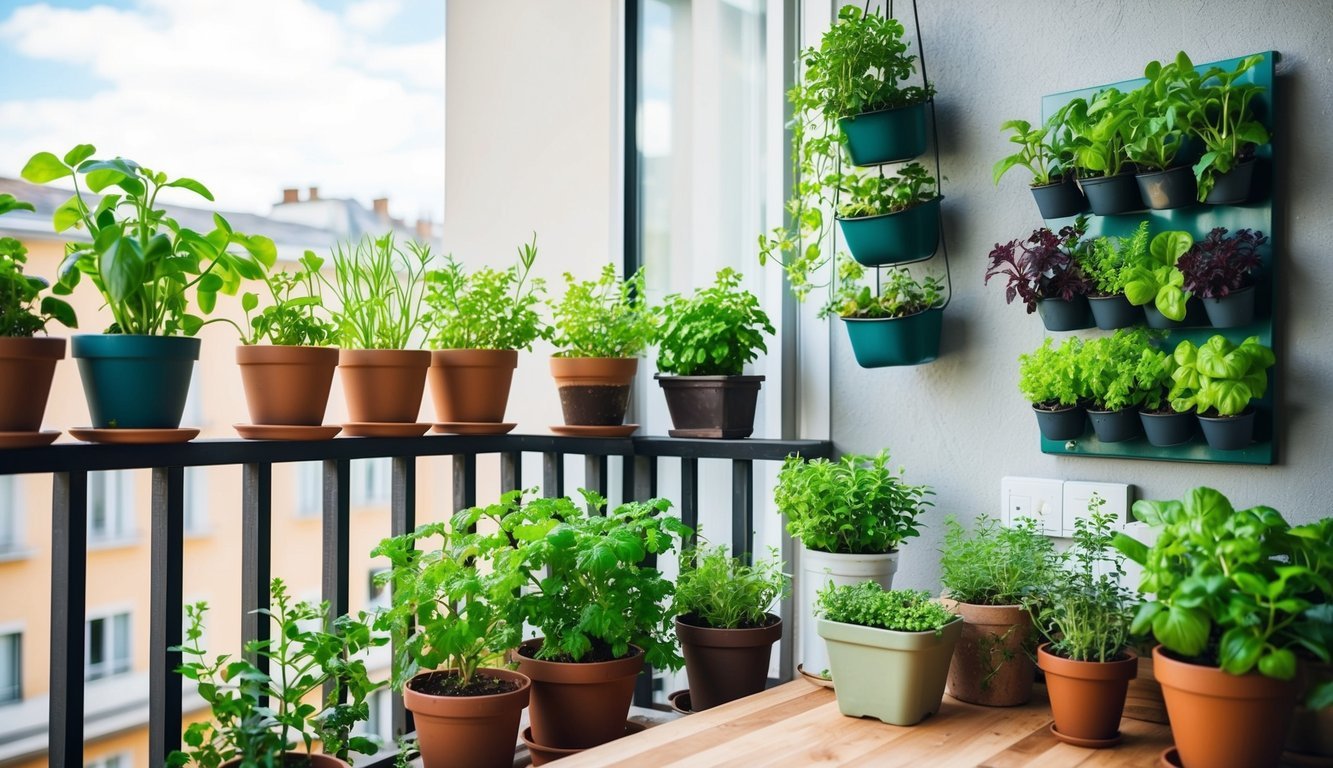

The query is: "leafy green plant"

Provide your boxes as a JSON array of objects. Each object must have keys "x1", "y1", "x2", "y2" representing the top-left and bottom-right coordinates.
[
  {"x1": 0, "y1": 194, "x2": 76, "y2": 336},
  {"x1": 837, "y1": 163, "x2": 938, "y2": 218},
  {"x1": 774, "y1": 450, "x2": 933, "y2": 555},
  {"x1": 425, "y1": 234, "x2": 547, "y2": 351},
  {"x1": 673, "y1": 544, "x2": 789, "y2": 630},
  {"x1": 1178, "y1": 53, "x2": 1269, "y2": 200},
  {"x1": 985, "y1": 218, "x2": 1093, "y2": 313},
  {"x1": 1037, "y1": 497, "x2": 1136, "y2": 662},
  {"x1": 1134, "y1": 344, "x2": 1182, "y2": 413},
  {"x1": 550, "y1": 264, "x2": 654, "y2": 358},
  {"x1": 817, "y1": 583, "x2": 957, "y2": 634},
  {"x1": 1081, "y1": 329, "x2": 1158, "y2": 412},
  {"x1": 1112, "y1": 487, "x2": 1332, "y2": 690},
  {"x1": 1018, "y1": 337, "x2": 1087, "y2": 409},
  {"x1": 325, "y1": 233, "x2": 431, "y2": 350},
  {"x1": 1084, "y1": 221, "x2": 1149, "y2": 297},
  {"x1": 655, "y1": 268, "x2": 774, "y2": 376},
  {"x1": 939, "y1": 515, "x2": 1058, "y2": 607},
  {"x1": 1124, "y1": 53, "x2": 1193, "y2": 172},
  {"x1": 993, "y1": 103, "x2": 1077, "y2": 187},
  {"x1": 240, "y1": 250, "x2": 335, "y2": 346},
  {"x1": 1066, "y1": 88, "x2": 1134, "y2": 178},
  {"x1": 169, "y1": 579, "x2": 385, "y2": 767},
  {"x1": 1169, "y1": 335, "x2": 1274, "y2": 417},
  {"x1": 22, "y1": 145, "x2": 275, "y2": 336},
  {"x1": 823, "y1": 257, "x2": 943, "y2": 319},
  {"x1": 1124, "y1": 230, "x2": 1193, "y2": 321}
]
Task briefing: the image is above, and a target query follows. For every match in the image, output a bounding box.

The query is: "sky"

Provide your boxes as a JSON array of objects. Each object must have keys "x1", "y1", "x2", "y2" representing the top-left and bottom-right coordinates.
[{"x1": 0, "y1": 0, "x2": 445, "y2": 222}]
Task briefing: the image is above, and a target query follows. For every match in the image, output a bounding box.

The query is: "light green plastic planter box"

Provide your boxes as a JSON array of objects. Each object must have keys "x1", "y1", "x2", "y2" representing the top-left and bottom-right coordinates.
[{"x1": 817, "y1": 616, "x2": 963, "y2": 726}]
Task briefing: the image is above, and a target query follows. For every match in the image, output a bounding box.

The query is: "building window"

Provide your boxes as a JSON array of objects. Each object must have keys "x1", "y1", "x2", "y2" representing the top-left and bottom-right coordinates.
[
  {"x1": 0, "y1": 631, "x2": 20, "y2": 703},
  {"x1": 183, "y1": 467, "x2": 209, "y2": 535},
  {"x1": 85, "y1": 613, "x2": 131, "y2": 681},
  {"x1": 88, "y1": 471, "x2": 134, "y2": 543},
  {"x1": 367, "y1": 568, "x2": 390, "y2": 610},
  {"x1": 352, "y1": 458, "x2": 391, "y2": 506},
  {"x1": 0, "y1": 476, "x2": 18, "y2": 554},
  {"x1": 295, "y1": 462, "x2": 322, "y2": 518},
  {"x1": 86, "y1": 753, "x2": 131, "y2": 768}
]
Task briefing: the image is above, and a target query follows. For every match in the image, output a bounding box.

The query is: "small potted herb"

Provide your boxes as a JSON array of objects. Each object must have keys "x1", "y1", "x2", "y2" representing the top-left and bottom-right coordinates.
[
  {"x1": 1181, "y1": 54, "x2": 1269, "y2": 203},
  {"x1": 938, "y1": 515, "x2": 1058, "y2": 707},
  {"x1": 235, "y1": 250, "x2": 341, "y2": 439},
  {"x1": 654, "y1": 268, "x2": 774, "y2": 438},
  {"x1": 325, "y1": 234, "x2": 433, "y2": 436},
  {"x1": 169, "y1": 579, "x2": 385, "y2": 767},
  {"x1": 1018, "y1": 336, "x2": 1088, "y2": 441},
  {"x1": 547, "y1": 265, "x2": 655, "y2": 436},
  {"x1": 1080, "y1": 330, "x2": 1155, "y2": 443},
  {"x1": 992, "y1": 104, "x2": 1087, "y2": 219},
  {"x1": 1126, "y1": 53, "x2": 1198, "y2": 209},
  {"x1": 0, "y1": 194, "x2": 76, "y2": 447},
  {"x1": 1134, "y1": 344, "x2": 1195, "y2": 447},
  {"x1": 1065, "y1": 88, "x2": 1142, "y2": 215},
  {"x1": 835, "y1": 163, "x2": 942, "y2": 266},
  {"x1": 1035, "y1": 497, "x2": 1138, "y2": 748},
  {"x1": 815, "y1": 583, "x2": 962, "y2": 725},
  {"x1": 672, "y1": 544, "x2": 789, "y2": 711},
  {"x1": 984, "y1": 217, "x2": 1094, "y2": 332},
  {"x1": 826, "y1": 258, "x2": 946, "y2": 368},
  {"x1": 1082, "y1": 221, "x2": 1148, "y2": 330},
  {"x1": 774, "y1": 450, "x2": 933, "y2": 677},
  {"x1": 1112, "y1": 487, "x2": 1331, "y2": 768},
  {"x1": 1124, "y1": 229, "x2": 1195, "y2": 328},
  {"x1": 1170, "y1": 334, "x2": 1274, "y2": 450},
  {"x1": 1176, "y1": 227, "x2": 1267, "y2": 328},
  {"x1": 424, "y1": 234, "x2": 547, "y2": 432}
]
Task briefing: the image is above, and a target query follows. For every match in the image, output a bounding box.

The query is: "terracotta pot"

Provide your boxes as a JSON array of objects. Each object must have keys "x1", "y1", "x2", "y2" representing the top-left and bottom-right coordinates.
[
  {"x1": 549, "y1": 356, "x2": 637, "y2": 426},
  {"x1": 521, "y1": 721, "x2": 646, "y2": 766},
  {"x1": 1288, "y1": 661, "x2": 1333, "y2": 758},
  {"x1": 0, "y1": 336, "x2": 64, "y2": 432},
  {"x1": 337, "y1": 349, "x2": 429, "y2": 423},
  {"x1": 943, "y1": 601, "x2": 1035, "y2": 706},
  {"x1": 513, "y1": 638, "x2": 644, "y2": 750},
  {"x1": 221, "y1": 754, "x2": 348, "y2": 767},
  {"x1": 403, "y1": 668, "x2": 531, "y2": 768},
  {"x1": 1154, "y1": 645, "x2": 1298, "y2": 768},
  {"x1": 236, "y1": 345, "x2": 338, "y2": 426},
  {"x1": 676, "y1": 614, "x2": 781, "y2": 711},
  {"x1": 1037, "y1": 644, "x2": 1138, "y2": 745},
  {"x1": 429, "y1": 349, "x2": 518, "y2": 424}
]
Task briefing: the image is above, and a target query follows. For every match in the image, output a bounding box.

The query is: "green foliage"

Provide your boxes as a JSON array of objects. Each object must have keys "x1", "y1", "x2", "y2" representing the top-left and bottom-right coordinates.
[
  {"x1": 1081, "y1": 329, "x2": 1158, "y2": 412},
  {"x1": 817, "y1": 583, "x2": 957, "y2": 634},
  {"x1": 1065, "y1": 88, "x2": 1133, "y2": 178},
  {"x1": 655, "y1": 268, "x2": 774, "y2": 376},
  {"x1": 425, "y1": 234, "x2": 548, "y2": 351},
  {"x1": 550, "y1": 264, "x2": 655, "y2": 358},
  {"x1": 1124, "y1": 230, "x2": 1193, "y2": 321},
  {"x1": 774, "y1": 450, "x2": 933, "y2": 555},
  {"x1": 1133, "y1": 344, "x2": 1179, "y2": 413},
  {"x1": 168, "y1": 579, "x2": 385, "y2": 767},
  {"x1": 1017, "y1": 337, "x2": 1086, "y2": 408},
  {"x1": 0, "y1": 194, "x2": 76, "y2": 336},
  {"x1": 325, "y1": 234, "x2": 432, "y2": 350},
  {"x1": 823, "y1": 257, "x2": 944, "y2": 320},
  {"x1": 1169, "y1": 335, "x2": 1274, "y2": 417},
  {"x1": 673, "y1": 544, "x2": 789, "y2": 630},
  {"x1": 1084, "y1": 221, "x2": 1149, "y2": 296},
  {"x1": 1124, "y1": 53, "x2": 1195, "y2": 171},
  {"x1": 939, "y1": 515, "x2": 1058, "y2": 607},
  {"x1": 836, "y1": 163, "x2": 938, "y2": 218},
  {"x1": 21, "y1": 144, "x2": 275, "y2": 336},
  {"x1": 1037, "y1": 497, "x2": 1136, "y2": 662},
  {"x1": 240, "y1": 250, "x2": 335, "y2": 346},
  {"x1": 993, "y1": 103, "x2": 1077, "y2": 187},
  {"x1": 1112, "y1": 487, "x2": 1332, "y2": 686},
  {"x1": 1180, "y1": 54, "x2": 1269, "y2": 200}
]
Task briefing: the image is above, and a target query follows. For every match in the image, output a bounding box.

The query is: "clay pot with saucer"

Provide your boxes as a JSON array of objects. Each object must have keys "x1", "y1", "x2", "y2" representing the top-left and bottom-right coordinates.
[
  {"x1": 548, "y1": 356, "x2": 639, "y2": 437},
  {"x1": 235, "y1": 345, "x2": 341, "y2": 440},
  {"x1": 521, "y1": 721, "x2": 645, "y2": 766},
  {"x1": 1037, "y1": 644, "x2": 1138, "y2": 747},
  {"x1": 338, "y1": 348, "x2": 431, "y2": 437},
  {"x1": 512, "y1": 638, "x2": 644, "y2": 750},
  {"x1": 429, "y1": 349, "x2": 519, "y2": 434},
  {"x1": 0, "y1": 335, "x2": 65, "y2": 447}
]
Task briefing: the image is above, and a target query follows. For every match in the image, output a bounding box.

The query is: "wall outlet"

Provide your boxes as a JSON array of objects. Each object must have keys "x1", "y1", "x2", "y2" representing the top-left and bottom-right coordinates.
[
  {"x1": 1063, "y1": 481, "x2": 1132, "y2": 535},
  {"x1": 1000, "y1": 477, "x2": 1064, "y2": 535}
]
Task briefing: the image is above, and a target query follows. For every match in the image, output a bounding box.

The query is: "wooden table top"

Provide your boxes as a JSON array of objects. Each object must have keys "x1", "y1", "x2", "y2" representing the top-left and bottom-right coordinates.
[{"x1": 557, "y1": 680, "x2": 1173, "y2": 767}]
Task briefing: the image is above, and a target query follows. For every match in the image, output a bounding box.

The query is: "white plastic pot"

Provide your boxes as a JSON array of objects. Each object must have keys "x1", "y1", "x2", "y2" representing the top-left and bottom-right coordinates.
[{"x1": 798, "y1": 547, "x2": 899, "y2": 676}]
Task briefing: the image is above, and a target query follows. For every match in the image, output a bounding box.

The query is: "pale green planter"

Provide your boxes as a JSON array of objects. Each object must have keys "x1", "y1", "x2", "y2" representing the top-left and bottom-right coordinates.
[{"x1": 817, "y1": 615, "x2": 963, "y2": 726}]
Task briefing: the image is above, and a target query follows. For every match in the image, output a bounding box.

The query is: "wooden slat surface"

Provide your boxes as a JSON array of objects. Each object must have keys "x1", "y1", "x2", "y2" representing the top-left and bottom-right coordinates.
[{"x1": 556, "y1": 681, "x2": 1173, "y2": 767}]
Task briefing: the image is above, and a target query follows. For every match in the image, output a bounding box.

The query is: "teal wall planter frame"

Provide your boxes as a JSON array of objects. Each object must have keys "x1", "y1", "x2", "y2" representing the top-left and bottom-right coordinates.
[{"x1": 1037, "y1": 51, "x2": 1278, "y2": 465}]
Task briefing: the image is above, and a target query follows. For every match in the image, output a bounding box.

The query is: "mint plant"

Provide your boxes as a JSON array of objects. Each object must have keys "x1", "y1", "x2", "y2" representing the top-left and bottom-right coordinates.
[
  {"x1": 425, "y1": 234, "x2": 547, "y2": 351},
  {"x1": 817, "y1": 583, "x2": 957, "y2": 634},
  {"x1": 674, "y1": 544, "x2": 789, "y2": 630},
  {"x1": 1018, "y1": 337, "x2": 1087, "y2": 409},
  {"x1": 326, "y1": 234, "x2": 432, "y2": 350},
  {"x1": 550, "y1": 264, "x2": 655, "y2": 358},
  {"x1": 1037, "y1": 497, "x2": 1135, "y2": 662},
  {"x1": 985, "y1": 217, "x2": 1093, "y2": 313},
  {"x1": 1177, "y1": 227, "x2": 1265, "y2": 300},
  {"x1": 655, "y1": 268, "x2": 774, "y2": 376},
  {"x1": 240, "y1": 250, "x2": 335, "y2": 346},
  {"x1": 939, "y1": 515, "x2": 1058, "y2": 607},
  {"x1": 823, "y1": 257, "x2": 943, "y2": 319},
  {"x1": 1082, "y1": 329, "x2": 1158, "y2": 412},
  {"x1": 0, "y1": 194, "x2": 76, "y2": 336},
  {"x1": 1124, "y1": 230, "x2": 1194, "y2": 321},
  {"x1": 1084, "y1": 221, "x2": 1149, "y2": 297}
]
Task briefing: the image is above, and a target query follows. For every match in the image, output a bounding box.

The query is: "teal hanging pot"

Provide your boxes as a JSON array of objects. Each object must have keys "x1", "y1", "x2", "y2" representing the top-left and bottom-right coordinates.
[
  {"x1": 837, "y1": 196, "x2": 942, "y2": 267},
  {"x1": 71, "y1": 334, "x2": 201, "y2": 428},
  {"x1": 841, "y1": 309, "x2": 943, "y2": 368},
  {"x1": 838, "y1": 101, "x2": 929, "y2": 166}
]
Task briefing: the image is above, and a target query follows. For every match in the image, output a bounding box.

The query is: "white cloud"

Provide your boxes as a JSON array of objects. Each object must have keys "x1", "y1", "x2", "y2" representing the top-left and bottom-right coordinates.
[
  {"x1": 0, "y1": 0, "x2": 444, "y2": 222},
  {"x1": 346, "y1": 0, "x2": 403, "y2": 32}
]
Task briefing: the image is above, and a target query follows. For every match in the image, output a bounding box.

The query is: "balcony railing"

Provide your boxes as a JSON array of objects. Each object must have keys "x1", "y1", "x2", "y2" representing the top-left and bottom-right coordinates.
[{"x1": 0, "y1": 433, "x2": 832, "y2": 767}]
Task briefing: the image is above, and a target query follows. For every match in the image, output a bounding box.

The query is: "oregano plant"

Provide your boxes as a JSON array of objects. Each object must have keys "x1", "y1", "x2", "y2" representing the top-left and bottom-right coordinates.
[{"x1": 550, "y1": 264, "x2": 655, "y2": 358}]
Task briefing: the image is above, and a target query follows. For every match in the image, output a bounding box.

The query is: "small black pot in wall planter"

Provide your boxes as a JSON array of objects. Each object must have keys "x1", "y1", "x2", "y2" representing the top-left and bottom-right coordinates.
[
  {"x1": 1077, "y1": 173, "x2": 1142, "y2": 216},
  {"x1": 1201, "y1": 287, "x2": 1256, "y2": 328},
  {"x1": 656, "y1": 374, "x2": 763, "y2": 439},
  {"x1": 1198, "y1": 408, "x2": 1257, "y2": 451},
  {"x1": 1033, "y1": 404, "x2": 1086, "y2": 441},
  {"x1": 1139, "y1": 409, "x2": 1196, "y2": 447},
  {"x1": 1088, "y1": 408, "x2": 1142, "y2": 443},
  {"x1": 1204, "y1": 159, "x2": 1256, "y2": 205},
  {"x1": 1087, "y1": 294, "x2": 1141, "y2": 330},
  {"x1": 1136, "y1": 165, "x2": 1197, "y2": 210},
  {"x1": 1036, "y1": 296, "x2": 1094, "y2": 332},
  {"x1": 838, "y1": 101, "x2": 929, "y2": 166},
  {"x1": 1030, "y1": 176, "x2": 1088, "y2": 220}
]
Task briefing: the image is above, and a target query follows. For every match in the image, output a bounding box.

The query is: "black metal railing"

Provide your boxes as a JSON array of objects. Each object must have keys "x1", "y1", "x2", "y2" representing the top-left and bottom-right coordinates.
[{"x1": 1, "y1": 433, "x2": 832, "y2": 767}]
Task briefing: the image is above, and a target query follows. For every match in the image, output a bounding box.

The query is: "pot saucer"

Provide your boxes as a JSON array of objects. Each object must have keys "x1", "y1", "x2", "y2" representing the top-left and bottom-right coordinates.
[
  {"x1": 432, "y1": 422, "x2": 517, "y2": 435},
  {"x1": 1050, "y1": 723, "x2": 1121, "y2": 748},
  {"x1": 521, "y1": 721, "x2": 647, "y2": 765},
  {"x1": 342, "y1": 422, "x2": 432, "y2": 438},
  {"x1": 69, "y1": 427, "x2": 199, "y2": 445},
  {"x1": 796, "y1": 663, "x2": 834, "y2": 690},
  {"x1": 0, "y1": 430, "x2": 60, "y2": 449},
  {"x1": 1158, "y1": 747, "x2": 1183, "y2": 767},
  {"x1": 667, "y1": 688, "x2": 694, "y2": 715},
  {"x1": 234, "y1": 424, "x2": 342, "y2": 441},
  {"x1": 549, "y1": 423, "x2": 639, "y2": 438}
]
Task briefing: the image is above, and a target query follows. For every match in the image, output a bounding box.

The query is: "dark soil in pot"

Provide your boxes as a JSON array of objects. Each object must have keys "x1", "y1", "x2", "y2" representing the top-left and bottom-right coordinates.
[
  {"x1": 676, "y1": 613, "x2": 782, "y2": 711},
  {"x1": 404, "y1": 668, "x2": 531, "y2": 768},
  {"x1": 221, "y1": 755, "x2": 349, "y2": 768},
  {"x1": 550, "y1": 357, "x2": 637, "y2": 426}
]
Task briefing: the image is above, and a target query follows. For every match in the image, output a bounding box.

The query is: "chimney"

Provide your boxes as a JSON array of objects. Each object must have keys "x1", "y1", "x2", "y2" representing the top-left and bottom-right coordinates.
[
  {"x1": 415, "y1": 217, "x2": 433, "y2": 240},
  {"x1": 281, "y1": 188, "x2": 300, "y2": 204},
  {"x1": 308, "y1": 186, "x2": 320, "y2": 201},
  {"x1": 372, "y1": 197, "x2": 390, "y2": 220}
]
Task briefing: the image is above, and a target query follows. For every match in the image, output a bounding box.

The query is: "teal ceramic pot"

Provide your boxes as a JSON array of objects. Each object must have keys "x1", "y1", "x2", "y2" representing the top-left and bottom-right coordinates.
[
  {"x1": 837, "y1": 196, "x2": 942, "y2": 267},
  {"x1": 842, "y1": 309, "x2": 943, "y2": 368},
  {"x1": 71, "y1": 334, "x2": 201, "y2": 428},
  {"x1": 838, "y1": 101, "x2": 928, "y2": 166}
]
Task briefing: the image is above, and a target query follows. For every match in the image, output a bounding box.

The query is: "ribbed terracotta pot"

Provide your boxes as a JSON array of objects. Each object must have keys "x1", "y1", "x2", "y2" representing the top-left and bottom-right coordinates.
[
  {"x1": 337, "y1": 349, "x2": 429, "y2": 423},
  {"x1": 1038, "y1": 644, "x2": 1138, "y2": 745},
  {"x1": 1154, "y1": 646, "x2": 1298, "y2": 768},
  {"x1": 403, "y1": 668, "x2": 531, "y2": 768},
  {"x1": 513, "y1": 639, "x2": 644, "y2": 750},
  {"x1": 549, "y1": 356, "x2": 637, "y2": 426},
  {"x1": 221, "y1": 755, "x2": 348, "y2": 768},
  {"x1": 676, "y1": 614, "x2": 781, "y2": 711},
  {"x1": 0, "y1": 336, "x2": 64, "y2": 431},
  {"x1": 942, "y1": 601, "x2": 1035, "y2": 706},
  {"x1": 429, "y1": 349, "x2": 518, "y2": 424},
  {"x1": 236, "y1": 345, "x2": 338, "y2": 426}
]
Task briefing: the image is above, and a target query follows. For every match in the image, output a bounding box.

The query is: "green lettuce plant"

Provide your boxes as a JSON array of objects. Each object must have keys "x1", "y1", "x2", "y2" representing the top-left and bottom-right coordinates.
[
  {"x1": 326, "y1": 234, "x2": 432, "y2": 350},
  {"x1": 1084, "y1": 221, "x2": 1149, "y2": 297},
  {"x1": 240, "y1": 250, "x2": 335, "y2": 346},
  {"x1": 1037, "y1": 497, "x2": 1135, "y2": 662},
  {"x1": 817, "y1": 583, "x2": 957, "y2": 634},
  {"x1": 939, "y1": 515, "x2": 1058, "y2": 607},
  {"x1": 655, "y1": 268, "x2": 774, "y2": 376},
  {"x1": 673, "y1": 544, "x2": 789, "y2": 630},
  {"x1": 1124, "y1": 229, "x2": 1193, "y2": 321},
  {"x1": 1134, "y1": 344, "x2": 1182, "y2": 413},
  {"x1": 1066, "y1": 88, "x2": 1134, "y2": 178},
  {"x1": 1018, "y1": 337, "x2": 1087, "y2": 409},
  {"x1": 1179, "y1": 53, "x2": 1270, "y2": 200},
  {"x1": 823, "y1": 257, "x2": 943, "y2": 319},
  {"x1": 425, "y1": 234, "x2": 548, "y2": 351},
  {"x1": 550, "y1": 264, "x2": 655, "y2": 358},
  {"x1": 0, "y1": 194, "x2": 76, "y2": 336},
  {"x1": 1169, "y1": 335, "x2": 1274, "y2": 417},
  {"x1": 1082, "y1": 329, "x2": 1157, "y2": 412}
]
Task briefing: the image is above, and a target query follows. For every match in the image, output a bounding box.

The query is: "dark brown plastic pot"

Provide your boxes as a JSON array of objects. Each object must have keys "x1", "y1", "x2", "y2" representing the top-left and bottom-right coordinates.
[
  {"x1": 403, "y1": 668, "x2": 531, "y2": 768},
  {"x1": 337, "y1": 349, "x2": 429, "y2": 423},
  {"x1": 513, "y1": 639, "x2": 644, "y2": 750},
  {"x1": 0, "y1": 336, "x2": 64, "y2": 431},
  {"x1": 1154, "y1": 645, "x2": 1299, "y2": 768},
  {"x1": 676, "y1": 614, "x2": 782, "y2": 711},
  {"x1": 236, "y1": 345, "x2": 338, "y2": 426},
  {"x1": 549, "y1": 356, "x2": 637, "y2": 426},
  {"x1": 1038, "y1": 644, "x2": 1138, "y2": 745},
  {"x1": 942, "y1": 601, "x2": 1035, "y2": 707},
  {"x1": 655, "y1": 374, "x2": 763, "y2": 439},
  {"x1": 521, "y1": 721, "x2": 646, "y2": 766},
  {"x1": 429, "y1": 349, "x2": 518, "y2": 423}
]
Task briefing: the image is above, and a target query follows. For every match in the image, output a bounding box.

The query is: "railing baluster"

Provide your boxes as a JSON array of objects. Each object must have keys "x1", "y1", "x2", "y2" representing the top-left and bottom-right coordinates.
[
  {"x1": 731, "y1": 459, "x2": 754, "y2": 564},
  {"x1": 585, "y1": 455, "x2": 608, "y2": 510},
  {"x1": 453, "y1": 454, "x2": 477, "y2": 514},
  {"x1": 390, "y1": 456, "x2": 416, "y2": 740},
  {"x1": 680, "y1": 457, "x2": 699, "y2": 548},
  {"x1": 150, "y1": 466, "x2": 185, "y2": 768},
  {"x1": 542, "y1": 452, "x2": 564, "y2": 498},
  {"x1": 780, "y1": 528, "x2": 797, "y2": 683},
  {"x1": 321, "y1": 458, "x2": 351, "y2": 733},
  {"x1": 630, "y1": 455, "x2": 659, "y2": 707},
  {"x1": 241, "y1": 463, "x2": 272, "y2": 691},
  {"x1": 500, "y1": 450, "x2": 522, "y2": 494},
  {"x1": 49, "y1": 470, "x2": 87, "y2": 768}
]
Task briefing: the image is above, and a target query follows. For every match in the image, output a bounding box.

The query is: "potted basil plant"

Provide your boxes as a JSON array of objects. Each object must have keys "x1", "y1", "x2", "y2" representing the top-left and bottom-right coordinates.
[
  {"x1": 1082, "y1": 221, "x2": 1148, "y2": 330},
  {"x1": 1124, "y1": 229, "x2": 1196, "y2": 328},
  {"x1": 984, "y1": 217, "x2": 1094, "y2": 332},
  {"x1": 1018, "y1": 336, "x2": 1088, "y2": 441},
  {"x1": 1170, "y1": 335, "x2": 1274, "y2": 451},
  {"x1": 826, "y1": 257, "x2": 945, "y2": 368},
  {"x1": 1066, "y1": 88, "x2": 1142, "y2": 215},
  {"x1": 1176, "y1": 227, "x2": 1267, "y2": 328},
  {"x1": 992, "y1": 103, "x2": 1087, "y2": 219},
  {"x1": 836, "y1": 162, "x2": 941, "y2": 266}
]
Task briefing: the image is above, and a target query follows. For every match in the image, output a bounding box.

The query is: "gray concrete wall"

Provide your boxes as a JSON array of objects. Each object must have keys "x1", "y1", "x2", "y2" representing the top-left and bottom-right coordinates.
[{"x1": 830, "y1": 0, "x2": 1333, "y2": 591}]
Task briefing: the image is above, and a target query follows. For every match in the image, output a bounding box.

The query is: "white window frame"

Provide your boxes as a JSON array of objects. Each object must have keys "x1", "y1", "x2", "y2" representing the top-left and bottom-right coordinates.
[
  {"x1": 84, "y1": 610, "x2": 132, "y2": 681},
  {"x1": 88, "y1": 470, "x2": 135, "y2": 545},
  {"x1": 183, "y1": 466, "x2": 209, "y2": 536},
  {"x1": 351, "y1": 458, "x2": 391, "y2": 506},
  {"x1": 294, "y1": 462, "x2": 322, "y2": 518},
  {"x1": 0, "y1": 625, "x2": 21, "y2": 704},
  {"x1": 0, "y1": 476, "x2": 21, "y2": 556},
  {"x1": 85, "y1": 751, "x2": 133, "y2": 768}
]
